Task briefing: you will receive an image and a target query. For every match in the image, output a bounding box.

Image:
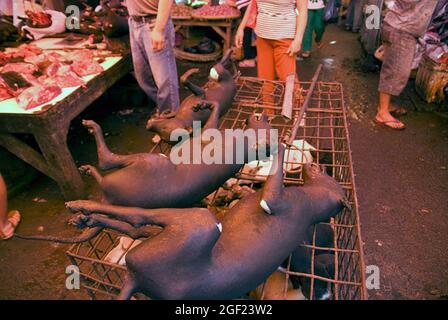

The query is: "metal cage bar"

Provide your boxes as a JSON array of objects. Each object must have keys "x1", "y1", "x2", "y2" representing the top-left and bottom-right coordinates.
[{"x1": 66, "y1": 76, "x2": 367, "y2": 300}]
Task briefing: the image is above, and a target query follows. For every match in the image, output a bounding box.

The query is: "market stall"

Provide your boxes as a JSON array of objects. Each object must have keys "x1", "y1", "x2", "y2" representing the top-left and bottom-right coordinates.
[
  {"x1": 171, "y1": 3, "x2": 240, "y2": 61},
  {"x1": 0, "y1": 37, "x2": 132, "y2": 199}
]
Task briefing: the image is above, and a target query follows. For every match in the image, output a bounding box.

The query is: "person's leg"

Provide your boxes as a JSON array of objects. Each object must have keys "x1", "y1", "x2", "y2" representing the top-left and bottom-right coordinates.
[
  {"x1": 302, "y1": 9, "x2": 315, "y2": 56},
  {"x1": 256, "y1": 37, "x2": 276, "y2": 81},
  {"x1": 352, "y1": 0, "x2": 365, "y2": 32},
  {"x1": 128, "y1": 19, "x2": 159, "y2": 105},
  {"x1": 376, "y1": 24, "x2": 416, "y2": 129},
  {"x1": 243, "y1": 28, "x2": 257, "y2": 60},
  {"x1": 273, "y1": 39, "x2": 297, "y2": 82},
  {"x1": 257, "y1": 37, "x2": 276, "y2": 114},
  {"x1": 0, "y1": 173, "x2": 20, "y2": 240},
  {"x1": 241, "y1": 6, "x2": 257, "y2": 62},
  {"x1": 345, "y1": 0, "x2": 355, "y2": 30},
  {"x1": 314, "y1": 9, "x2": 326, "y2": 47},
  {"x1": 143, "y1": 19, "x2": 180, "y2": 113}
]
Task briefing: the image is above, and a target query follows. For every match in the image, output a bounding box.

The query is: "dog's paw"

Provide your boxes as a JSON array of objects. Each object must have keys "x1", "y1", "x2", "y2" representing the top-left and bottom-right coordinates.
[
  {"x1": 65, "y1": 200, "x2": 96, "y2": 215},
  {"x1": 79, "y1": 165, "x2": 95, "y2": 176},
  {"x1": 82, "y1": 119, "x2": 100, "y2": 135}
]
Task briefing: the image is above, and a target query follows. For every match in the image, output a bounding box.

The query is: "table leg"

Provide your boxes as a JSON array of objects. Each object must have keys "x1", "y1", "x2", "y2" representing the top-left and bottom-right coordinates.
[
  {"x1": 225, "y1": 25, "x2": 232, "y2": 53},
  {"x1": 34, "y1": 128, "x2": 85, "y2": 200}
]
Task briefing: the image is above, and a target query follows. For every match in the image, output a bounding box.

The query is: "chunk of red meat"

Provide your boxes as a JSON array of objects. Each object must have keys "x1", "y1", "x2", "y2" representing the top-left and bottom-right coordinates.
[
  {"x1": 70, "y1": 49, "x2": 95, "y2": 61},
  {"x1": 43, "y1": 64, "x2": 85, "y2": 88},
  {"x1": 17, "y1": 84, "x2": 62, "y2": 110},
  {"x1": 16, "y1": 44, "x2": 43, "y2": 57},
  {"x1": 24, "y1": 52, "x2": 64, "y2": 66},
  {"x1": 1, "y1": 62, "x2": 38, "y2": 75},
  {"x1": 70, "y1": 60, "x2": 103, "y2": 77},
  {"x1": 0, "y1": 85, "x2": 13, "y2": 102}
]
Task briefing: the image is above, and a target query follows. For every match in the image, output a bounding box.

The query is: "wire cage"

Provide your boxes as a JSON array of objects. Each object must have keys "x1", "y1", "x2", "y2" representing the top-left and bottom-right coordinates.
[{"x1": 66, "y1": 76, "x2": 367, "y2": 300}]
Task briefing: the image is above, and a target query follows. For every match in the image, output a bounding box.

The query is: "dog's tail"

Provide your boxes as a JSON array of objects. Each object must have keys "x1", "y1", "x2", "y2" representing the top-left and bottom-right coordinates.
[{"x1": 14, "y1": 227, "x2": 103, "y2": 244}]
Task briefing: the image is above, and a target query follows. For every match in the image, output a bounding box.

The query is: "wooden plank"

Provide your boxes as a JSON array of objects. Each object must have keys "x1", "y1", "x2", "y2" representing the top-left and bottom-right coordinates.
[
  {"x1": 34, "y1": 126, "x2": 85, "y2": 200},
  {"x1": 281, "y1": 74, "x2": 296, "y2": 120},
  {"x1": 0, "y1": 52, "x2": 132, "y2": 199},
  {"x1": 0, "y1": 133, "x2": 58, "y2": 181}
]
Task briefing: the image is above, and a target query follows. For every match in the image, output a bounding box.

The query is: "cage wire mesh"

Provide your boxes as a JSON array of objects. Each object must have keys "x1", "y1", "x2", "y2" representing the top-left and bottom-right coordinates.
[{"x1": 66, "y1": 76, "x2": 367, "y2": 300}]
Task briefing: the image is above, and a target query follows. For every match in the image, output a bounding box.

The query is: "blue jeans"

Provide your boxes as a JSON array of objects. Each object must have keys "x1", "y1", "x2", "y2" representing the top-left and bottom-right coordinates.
[{"x1": 129, "y1": 18, "x2": 180, "y2": 112}]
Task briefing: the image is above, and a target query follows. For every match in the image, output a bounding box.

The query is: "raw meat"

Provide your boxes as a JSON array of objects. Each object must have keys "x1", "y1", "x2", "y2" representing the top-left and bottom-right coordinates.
[
  {"x1": 70, "y1": 60, "x2": 103, "y2": 76},
  {"x1": 1, "y1": 62, "x2": 38, "y2": 75},
  {"x1": 43, "y1": 63, "x2": 84, "y2": 88},
  {"x1": 25, "y1": 10, "x2": 52, "y2": 29},
  {"x1": 17, "y1": 84, "x2": 61, "y2": 110},
  {"x1": 68, "y1": 49, "x2": 104, "y2": 76},
  {"x1": 0, "y1": 71, "x2": 32, "y2": 90},
  {"x1": 0, "y1": 81, "x2": 13, "y2": 101},
  {"x1": 24, "y1": 52, "x2": 64, "y2": 65}
]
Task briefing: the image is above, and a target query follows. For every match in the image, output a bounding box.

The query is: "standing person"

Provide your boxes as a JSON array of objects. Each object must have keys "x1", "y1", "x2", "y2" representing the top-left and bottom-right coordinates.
[
  {"x1": 233, "y1": 0, "x2": 257, "y2": 67},
  {"x1": 375, "y1": 0, "x2": 438, "y2": 130},
  {"x1": 345, "y1": 0, "x2": 364, "y2": 32},
  {"x1": 126, "y1": 0, "x2": 180, "y2": 115},
  {"x1": 302, "y1": 0, "x2": 326, "y2": 58},
  {"x1": 235, "y1": 0, "x2": 308, "y2": 115},
  {"x1": 0, "y1": 173, "x2": 21, "y2": 240}
]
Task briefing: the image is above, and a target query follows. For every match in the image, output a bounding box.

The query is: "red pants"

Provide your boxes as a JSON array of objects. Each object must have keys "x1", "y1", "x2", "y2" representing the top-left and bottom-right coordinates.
[{"x1": 256, "y1": 37, "x2": 299, "y2": 115}]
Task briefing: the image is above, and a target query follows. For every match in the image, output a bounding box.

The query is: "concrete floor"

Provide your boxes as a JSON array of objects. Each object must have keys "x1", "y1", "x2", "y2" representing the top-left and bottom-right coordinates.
[{"x1": 0, "y1": 24, "x2": 447, "y2": 300}]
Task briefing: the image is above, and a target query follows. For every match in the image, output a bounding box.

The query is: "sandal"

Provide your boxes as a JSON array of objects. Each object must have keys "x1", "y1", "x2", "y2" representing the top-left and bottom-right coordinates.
[
  {"x1": 238, "y1": 59, "x2": 256, "y2": 68},
  {"x1": 373, "y1": 118, "x2": 406, "y2": 130},
  {"x1": 0, "y1": 210, "x2": 21, "y2": 240},
  {"x1": 301, "y1": 51, "x2": 311, "y2": 59}
]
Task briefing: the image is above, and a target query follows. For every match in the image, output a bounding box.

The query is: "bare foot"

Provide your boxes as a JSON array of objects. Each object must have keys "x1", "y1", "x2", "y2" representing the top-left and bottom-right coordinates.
[
  {"x1": 302, "y1": 51, "x2": 311, "y2": 58},
  {"x1": 374, "y1": 113, "x2": 406, "y2": 130}
]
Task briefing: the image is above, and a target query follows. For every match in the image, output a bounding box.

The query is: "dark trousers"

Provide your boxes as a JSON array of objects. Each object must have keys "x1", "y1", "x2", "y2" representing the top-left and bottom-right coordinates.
[{"x1": 241, "y1": 6, "x2": 257, "y2": 60}]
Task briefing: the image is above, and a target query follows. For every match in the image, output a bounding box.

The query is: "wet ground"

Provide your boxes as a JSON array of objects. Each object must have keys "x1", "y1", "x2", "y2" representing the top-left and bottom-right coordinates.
[{"x1": 0, "y1": 24, "x2": 447, "y2": 300}]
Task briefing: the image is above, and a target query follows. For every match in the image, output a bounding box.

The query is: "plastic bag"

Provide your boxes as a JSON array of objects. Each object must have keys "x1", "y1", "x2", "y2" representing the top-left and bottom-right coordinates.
[
  {"x1": 22, "y1": 10, "x2": 66, "y2": 40},
  {"x1": 323, "y1": 0, "x2": 339, "y2": 23}
]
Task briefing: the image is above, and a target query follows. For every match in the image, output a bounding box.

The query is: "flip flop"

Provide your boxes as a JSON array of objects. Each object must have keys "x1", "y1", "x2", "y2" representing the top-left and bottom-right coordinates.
[
  {"x1": 238, "y1": 59, "x2": 256, "y2": 68},
  {"x1": 302, "y1": 52, "x2": 311, "y2": 59},
  {"x1": 374, "y1": 118, "x2": 406, "y2": 130},
  {"x1": 0, "y1": 210, "x2": 21, "y2": 240}
]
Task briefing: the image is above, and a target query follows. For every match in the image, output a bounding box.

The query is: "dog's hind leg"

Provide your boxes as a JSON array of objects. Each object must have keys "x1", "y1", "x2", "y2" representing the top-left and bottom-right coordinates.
[
  {"x1": 180, "y1": 68, "x2": 205, "y2": 98},
  {"x1": 201, "y1": 101, "x2": 220, "y2": 131},
  {"x1": 82, "y1": 120, "x2": 134, "y2": 171},
  {"x1": 70, "y1": 213, "x2": 153, "y2": 239},
  {"x1": 78, "y1": 165, "x2": 103, "y2": 185},
  {"x1": 117, "y1": 272, "x2": 139, "y2": 300}
]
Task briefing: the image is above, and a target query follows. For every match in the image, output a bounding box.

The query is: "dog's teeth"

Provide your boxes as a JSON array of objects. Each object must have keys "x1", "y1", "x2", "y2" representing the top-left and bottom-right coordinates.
[{"x1": 260, "y1": 200, "x2": 272, "y2": 214}]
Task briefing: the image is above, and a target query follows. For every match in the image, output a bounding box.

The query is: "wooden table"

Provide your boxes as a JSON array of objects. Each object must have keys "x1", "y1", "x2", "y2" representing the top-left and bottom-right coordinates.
[
  {"x1": 0, "y1": 53, "x2": 132, "y2": 200},
  {"x1": 173, "y1": 17, "x2": 238, "y2": 54}
]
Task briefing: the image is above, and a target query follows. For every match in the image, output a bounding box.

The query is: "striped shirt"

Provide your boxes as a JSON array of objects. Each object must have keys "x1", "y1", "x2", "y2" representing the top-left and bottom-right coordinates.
[
  {"x1": 236, "y1": 0, "x2": 251, "y2": 10},
  {"x1": 255, "y1": 0, "x2": 297, "y2": 40}
]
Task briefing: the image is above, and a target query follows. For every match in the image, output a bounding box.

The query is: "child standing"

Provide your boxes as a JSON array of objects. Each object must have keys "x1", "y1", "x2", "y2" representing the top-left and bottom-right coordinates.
[{"x1": 302, "y1": 0, "x2": 326, "y2": 58}]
